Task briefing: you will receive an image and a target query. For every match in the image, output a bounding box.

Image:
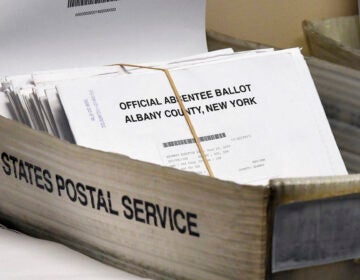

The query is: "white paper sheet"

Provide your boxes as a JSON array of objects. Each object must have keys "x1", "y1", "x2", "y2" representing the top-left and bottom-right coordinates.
[
  {"x1": 0, "y1": 0, "x2": 207, "y2": 76},
  {"x1": 58, "y1": 48, "x2": 347, "y2": 185},
  {"x1": 0, "y1": 228, "x2": 148, "y2": 280},
  {"x1": 0, "y1": 92, "x2": 14, "y2": 119}
]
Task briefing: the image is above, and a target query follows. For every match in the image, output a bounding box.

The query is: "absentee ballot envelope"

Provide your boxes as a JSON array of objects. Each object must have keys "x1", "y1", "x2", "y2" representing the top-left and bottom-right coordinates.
[
  {"x1": 57, "y1": 48, "x2": 347, "y2": 185},
  {"x1": 0, "y1": 0, "x2": 207, "y2": 76}
]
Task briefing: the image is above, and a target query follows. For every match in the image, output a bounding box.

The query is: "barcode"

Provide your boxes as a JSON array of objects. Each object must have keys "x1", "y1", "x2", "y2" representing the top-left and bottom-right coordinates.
[
  {"x1": 163, "y1": 133, "x2": 226, "y2": 148},
  {"x1": 67, "y1": 0, "x2": 118, "y2": 8}
]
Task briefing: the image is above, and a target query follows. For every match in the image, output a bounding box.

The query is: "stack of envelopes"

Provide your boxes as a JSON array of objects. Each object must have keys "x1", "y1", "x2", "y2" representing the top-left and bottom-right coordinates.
[{"x1": 0, "y1": 48, "x2": 347, "y2": 185}]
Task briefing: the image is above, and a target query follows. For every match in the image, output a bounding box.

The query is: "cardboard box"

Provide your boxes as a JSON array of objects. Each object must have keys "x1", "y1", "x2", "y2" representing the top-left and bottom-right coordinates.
[
  {"x1": 0, "y1": 32, "x2": 359, "y2": 280},
  {"x1": 1, "y1": 115, "x2": 360, "y2": 280},
  {"x1": 206, "y1": 0, "x2": 358, "y2": 55},
  {"x1": 303, "y1": 15, "x2": 360, "y2": 70}
]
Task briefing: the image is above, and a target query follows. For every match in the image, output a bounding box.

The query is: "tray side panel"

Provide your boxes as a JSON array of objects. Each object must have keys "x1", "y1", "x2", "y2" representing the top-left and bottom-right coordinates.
[{"x1": 0, "y1": 116, "x2": 270, "y2": 280}]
